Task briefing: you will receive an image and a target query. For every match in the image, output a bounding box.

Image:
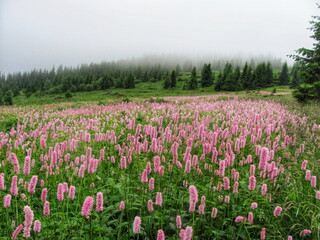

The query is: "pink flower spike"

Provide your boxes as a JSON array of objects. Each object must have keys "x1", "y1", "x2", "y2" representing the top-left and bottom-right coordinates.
[
  {"x1": 33, "y1": 220, "x2": 41, "y2": 232},
  {"x1": 68, "y1": 186, "x2": 76, "y2": 199},
  {"x1": 273, "y1": 206, "x2": 282, "y2": 217},
  {"x1": 96, "y1": 192, "x2": 103, "y2": 212},
  {"x1": 81, "y1": 196, "x2": 94, "y2": 218},
  {"x1": 119, "y1": 201, "x2": 125, "y2": 211},
  {"x1": 3, "y1": 194, "x2": 11, "y2": 208},
  {"x1": 43, "y1": 201, "x2": 50, "y2": 216},
  {"x1": 133, "y1": 216, "x2": 141, "y2": 234},
  {"x1": 300, "y1": 229, "x2": 311, "y2": 236},
  {"x1": 235, "y1": 216, "x2": 245, "y2": 223},
  {"x1": 251, "y1": 202, "x2": 258, "y2": 209},
  {"x1": 156, "y1": 192, "x2": 163, "y2": 206},
  {"x1": 260, "y1": 227, "x2": 266, "y2": 240},
  {"x1": 185, "y1": 226, "x2": 193, "y2": 240},
  {"x1": 148, "y1": 200, "x2": 153, "y2": 212},
  {"x1": 11, "y1": 224, "x2": 23, "y2": 240},
  {"x1": 300, "y1": 229, "x2": 312, "y2": 236},
  {"x1": 176, "y1": 215, "x2": 182, "y2": 229},
  {"x1": 156, "y1": 229, "x2": 165, "y2": 240}
]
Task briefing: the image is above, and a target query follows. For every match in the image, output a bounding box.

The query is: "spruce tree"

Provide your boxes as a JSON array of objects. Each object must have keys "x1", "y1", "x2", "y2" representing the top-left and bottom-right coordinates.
[
  {"x1": 290, "y1": 64, "x2": 301, "y2": 88},
  {"x1": 214, "y1": 71, "x2": 223, "y2": 91},
  {"x1": 124, "y1": 74, "x2": 135, "y2": 89},
  {"x1": 3, "y1": 90, "x2": 13, "y2": 105},
  {"x1": 188, "y1": 67, "x2": 197, "y2": 90},
  {"x1": 163, "y1": 75, "x2": 171, "y2": 89},
  {"x1": 240, "y1": 62, "x2": 251, "y2": 90},
  {"x1": 266, "y1": 62, "x2": 274, "y2": 86},
  {"x1": 170, "y1": 70, "x2": 177, "y2": 88},
  {"x1": 278, "y1": 62, "x2": 289, "y2": 86},
  {"x1": 201, "y1": 64, "x2": 213, "y2": 87},
  {"x1": 234, "y1": 66, "x2": 242, "y2": 91}
]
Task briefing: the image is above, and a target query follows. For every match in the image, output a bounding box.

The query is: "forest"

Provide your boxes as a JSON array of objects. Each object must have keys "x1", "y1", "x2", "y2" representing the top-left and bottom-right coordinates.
[{"x1": 0, "y1": 58, "x2": 299, "y2": 105}]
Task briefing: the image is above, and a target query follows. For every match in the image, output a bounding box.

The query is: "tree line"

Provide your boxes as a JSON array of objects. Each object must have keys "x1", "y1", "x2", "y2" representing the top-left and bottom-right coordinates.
[{"x1": 0, "y1": 59, "x2": 298, "y2": 105}]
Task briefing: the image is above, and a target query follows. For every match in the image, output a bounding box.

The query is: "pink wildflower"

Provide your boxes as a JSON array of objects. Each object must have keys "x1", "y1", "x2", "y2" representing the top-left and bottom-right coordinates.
[
  {"x1": 43, "y1": 201, "x2": 50, "y2": 216},
  {"x1": 176, "y1": 215, "x2": 182, "y2": 229},
  {"x1": 300, "y1": 229, "x2": 311, "y2": 236},
  {"x1": 251, "y1": 202, "x2": 258, "y2": 209},
  {"x1": 148, "y1": 200, "x2": 153, "y2": 212},
  {"x1": 248, "y1": 212, "x2": 253, "y2": 224},
  {"x1": 11, "y1": 224, "x2": 23, "y2": 240},
  {"x1": 68, "y1": 186, "x2": 76, "y2": 199},
  {"x1": 96, "y1": 192, "x2": 103, "y2": 212},
  {"x1": 33, "y1": 220, "x2": 41, "y2": 232},
  {"x1": 133, "y1": 216, "x2": 141, "y2": 234},
  {"x1": 81, "y1": 196, "x2": 94, "y2": 218},
  {"x1": 235, "y1": 216, "x2": 244, "y2": 223},
  {"x1": 57, "y1": 183, "x2": 64, "y2": 201},
  {"x1": 157, "y1": 229, "x2": 165, "y2": 240},
  {"x1": 3, "y1": 194, "x2": 11, "y2": 208},
  {"x1": 273, "y1": 206, "x2": 282, "y2": 217},
  {"x1": 119, "y1": 201, "x2": 125, "y2": 211},
  {"x1": 248, "y1": 176, "x2": 256, "y2": 191},
  {"x1": 261, "y1": 228, "x2": 266, "y2": 240},
  {"x1": 156, "y1": 192, "x2": 163, "y2": 206}
]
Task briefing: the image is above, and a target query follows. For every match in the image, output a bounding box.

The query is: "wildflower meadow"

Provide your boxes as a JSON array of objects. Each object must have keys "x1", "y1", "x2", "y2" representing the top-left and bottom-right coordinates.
[{"x1": 0, "y1": 96, "x2": 319, "y2": 239}]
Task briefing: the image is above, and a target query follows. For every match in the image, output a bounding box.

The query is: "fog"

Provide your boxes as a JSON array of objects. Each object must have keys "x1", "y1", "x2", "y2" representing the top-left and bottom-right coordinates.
[{"x1": 0, "y1": 0, "x2": 318, "y2": 73}]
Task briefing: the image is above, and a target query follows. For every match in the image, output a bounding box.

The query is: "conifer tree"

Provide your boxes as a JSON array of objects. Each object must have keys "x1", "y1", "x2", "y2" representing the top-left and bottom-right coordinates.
[
  {"x1": 3, "y1": 90, "x2": 13, "y2": 105},
  {"x1": 170, "y1": 70, "x2": 177, "y2": 88},
  {"x1": 278, "y1": 62, "x2": 289, "y2": 85},
  {"x1": 124, "y1": 73, "x2": 135, "y2": 89},
  {"x1": 188, "y1": 67, "x2": 197, "y2": 90},
  {"x1": 163, "y1": 75, "x2": 171, "y2": 89}
]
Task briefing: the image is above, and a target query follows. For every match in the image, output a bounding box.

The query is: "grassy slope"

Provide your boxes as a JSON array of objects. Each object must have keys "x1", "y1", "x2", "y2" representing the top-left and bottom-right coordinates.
[{"x1": 12, "y1": 72, "x2": 294, "y2": 105}]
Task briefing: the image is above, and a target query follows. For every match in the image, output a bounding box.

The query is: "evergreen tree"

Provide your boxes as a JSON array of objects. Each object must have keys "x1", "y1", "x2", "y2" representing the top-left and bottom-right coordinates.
[
  {"x1": 201, "y1": 64, "x2": 213, "y2": 87},
  {"x1": 290, "y1": 5, "x2": 320, "y2": 101},
  {"x1": 101, "y1": 74, "x2": 114, "y2": 90},
  {"x1": 220, "y1": 62, "x2": 233, "y2": 90},
  {"x1": 290, "y1": 6, "x2": 320, "y2": 84},
  {"x1": 175, "y1": 65, "x2": 181, "y2": 76},
  {"x1": 124, "y1": 74, "x2": 135, "y2": 89},
  {"x1": 278, "y1": 62, "x2": 289, "y2": 85},
  {"x1": 65, "y1": 90, "x2": 73, "y2": 98},
  {"x1": 170, "y1": 70, "x2": 177, "y2": 88},
  {"x1": 266, "y1": 62, "x2": 274, "y2": 86},
  {"x1": 188, "y1": 67, "x2": 198, "y2": 90},
  {"x1": 234, "y1": 66, "x2": 242, "y2": 91},
  {"x1": 254, "y1": 63, "x2": 267, "y2": 88},
  {"x1": 3, "y1": 90, "x2": 13, "y2": 105},
  {"x1": 163, "y1": 75, "x2": 171, "y2": 89},
  {"x1": 214, "y1": 71, "x2": 223, "y2": 91},
  {"x1": 240, "y1": 62, "x2": 250, "y2": 89},
  {"x1": 290, "y1": 64, "x2": 301, "y2": 88}
]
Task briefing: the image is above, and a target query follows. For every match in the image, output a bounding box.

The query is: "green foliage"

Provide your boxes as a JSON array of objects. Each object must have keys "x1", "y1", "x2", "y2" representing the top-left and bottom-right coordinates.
[
  {"x1": 293, "y1": 83, "x2": 314, "y2": 102},
  {"x1": 65, "y1": 90, "x2": 73, "y2": 99},
  {"x1": 187, "y1": 67, "x2": 198, "y2": 90},
  {"x1": 124, "y1": 74, "x2": 135, "y2": 89},
  {"x1": 3, "y1": 90, "x2": 13, "y2": 105},
  {"x1": 0, "y1": 116, "x2": 18, "y2": 132},
  {"x1": 279, "y1": 62, "x2": 289, "y2": 85},
  {"x1": 290, "y1": 5, "x2": 320, "y2": 101},
  {"x1": 170, "y1": 70, "x2": 177, "y2": 88},
  {"x1": 201, "y1": 63, "x2": 213, "y2": 87},
  {"x1": 272, "y1": 88, "x2": 277, "y2": 93},
  {"x1": 163, "y1": 75, "x2": 171, "y2": 89}
]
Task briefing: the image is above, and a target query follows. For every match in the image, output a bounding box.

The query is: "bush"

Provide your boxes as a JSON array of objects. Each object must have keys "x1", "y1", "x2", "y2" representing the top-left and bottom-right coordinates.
[{"x1": 65, "y1": 90, "x2": 73, "y2": 99}]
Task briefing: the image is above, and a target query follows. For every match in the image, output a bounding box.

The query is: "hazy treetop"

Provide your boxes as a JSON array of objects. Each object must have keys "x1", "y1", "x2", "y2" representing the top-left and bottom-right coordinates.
[{"x1": 0, "y1": 0, "x2": 318, "y2": 73}]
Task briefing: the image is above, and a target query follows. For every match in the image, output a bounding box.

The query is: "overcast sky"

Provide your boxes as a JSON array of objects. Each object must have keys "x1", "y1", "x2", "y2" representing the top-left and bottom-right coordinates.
[{"x1": 0, "y1": 0, "x2": 318, "y2": 73}]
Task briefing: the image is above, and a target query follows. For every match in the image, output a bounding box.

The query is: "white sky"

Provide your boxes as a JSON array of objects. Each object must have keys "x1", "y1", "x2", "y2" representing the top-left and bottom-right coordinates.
[{"x1": 0, "y1": 0, "x2": 319, "y2": 73}]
